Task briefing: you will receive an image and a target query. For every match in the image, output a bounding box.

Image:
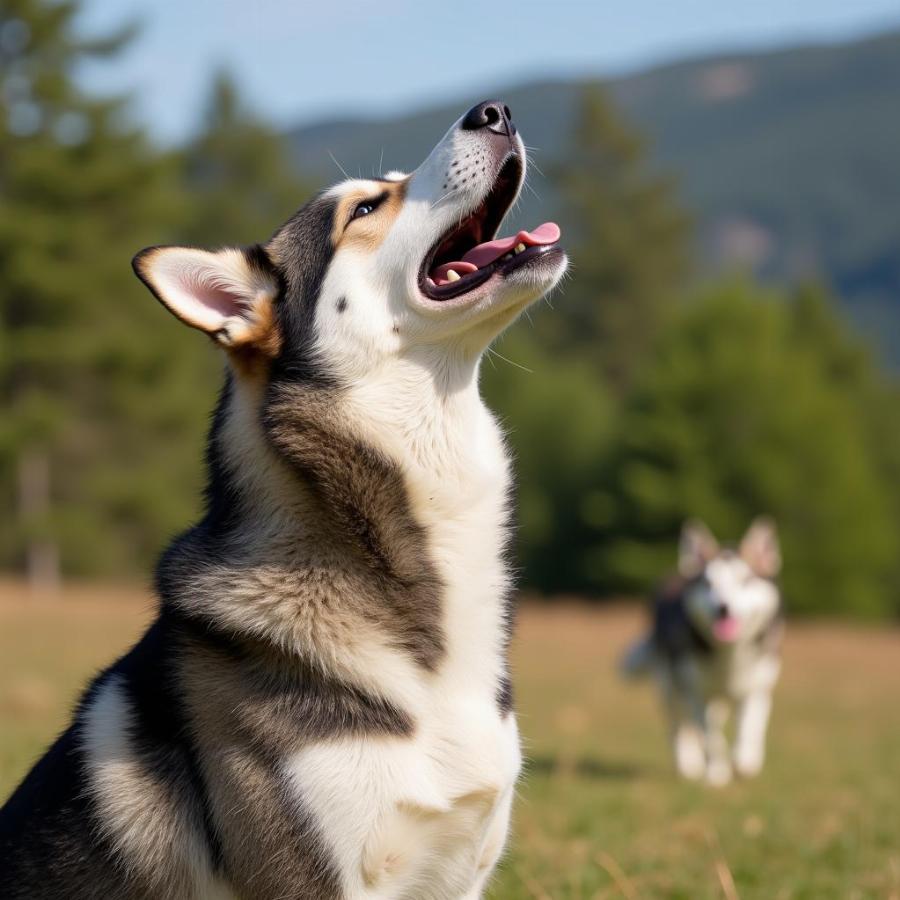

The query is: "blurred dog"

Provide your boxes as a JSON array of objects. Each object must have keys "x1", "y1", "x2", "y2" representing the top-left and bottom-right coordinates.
[
  {"x1": 622, "y1": 519, "x2": 784, "y2": 785},
  {"x1": 0, "y1": 101, "x2": 566, "y2": 899}
]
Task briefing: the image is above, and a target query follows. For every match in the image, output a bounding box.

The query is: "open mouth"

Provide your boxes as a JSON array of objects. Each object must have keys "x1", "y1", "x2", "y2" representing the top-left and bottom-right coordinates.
[{"x1": 419, "y1": 154, "x2": 562, "y2": 302}]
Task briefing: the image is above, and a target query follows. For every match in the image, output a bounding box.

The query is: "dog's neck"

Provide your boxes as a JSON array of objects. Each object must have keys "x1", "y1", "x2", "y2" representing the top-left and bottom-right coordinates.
[
  {"x1": 156, "y1": 348, "x2": 512, "y2": 698},
  {"x1": 217, "y1": 343, "x2": 507, "y2": 521},
  {"x1": 340, "y1": 343, "x2": 509, "y2": 497},
  {"x1": 335, "y1": 345, "x2": 513, "y2": 698}
]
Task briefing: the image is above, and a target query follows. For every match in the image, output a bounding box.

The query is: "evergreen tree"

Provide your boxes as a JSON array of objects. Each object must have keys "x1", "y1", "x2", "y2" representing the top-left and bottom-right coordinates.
[
  {"x1": 484, "y1": 87, "x2": 691, "y2": 589},
  {"x1": 0, "y1": 24, "x2": 321, "y2": 585},
  {"x1": 179, "y1": 71, "x2": 312, "y2": 246},
  {"x1": 592, "y1": 282, "x2": 899, "y2": 618},
  {"x1": 0, "y1": 0, "x2": 217, "y2": 584},
  {"x1": 787, "y1": 284, "x2": 900, "y2": 611},
  {"x1": 483, "y1": 330, "x2": 616, "y2": 594},
  {"x1": 554, "y1": 85, "x2": 691, "y2": 394}
]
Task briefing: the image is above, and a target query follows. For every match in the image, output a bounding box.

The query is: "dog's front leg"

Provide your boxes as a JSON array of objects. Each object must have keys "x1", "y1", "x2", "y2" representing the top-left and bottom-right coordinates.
[
  {"x1": 460, "y1": 786, "x2": 515, "y2": 899},
  {"x1": 662, "y1": 666, "x2": 705, "y2": 780},
  {"x1": 669, "y1": 706, "x2": 706, "y2": 781},
  {"x1": 733, "y1": 689, "x2": 772, "y2": 778},
  {"x1": 700, "y1": 699, "x2": 732, "y2": 786}
]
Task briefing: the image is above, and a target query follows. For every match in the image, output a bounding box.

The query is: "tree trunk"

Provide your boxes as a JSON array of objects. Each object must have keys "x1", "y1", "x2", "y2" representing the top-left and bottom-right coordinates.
[{"x1": 17, "y1": 448, "x2": 60, "y2": 597}]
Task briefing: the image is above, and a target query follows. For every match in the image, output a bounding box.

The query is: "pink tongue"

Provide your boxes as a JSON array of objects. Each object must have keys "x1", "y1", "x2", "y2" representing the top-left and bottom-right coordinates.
[
  {"x1": 462, "y1": 222, "x2": 560, "y2": 268},
  {"x1": 713, "y1": 617, "x2": 740, "y2": 642},
  {"x1": 431, "y1": 222, "x2": 560, "y2": 285}
]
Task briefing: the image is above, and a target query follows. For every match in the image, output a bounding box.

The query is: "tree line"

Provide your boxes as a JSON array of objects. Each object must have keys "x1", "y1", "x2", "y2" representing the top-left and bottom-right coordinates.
[{"x1": 3, "y1": 0, "x2": 899, "y2": 618}]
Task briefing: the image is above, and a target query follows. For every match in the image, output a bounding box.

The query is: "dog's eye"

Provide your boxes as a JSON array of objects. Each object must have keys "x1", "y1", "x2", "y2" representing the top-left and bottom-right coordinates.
[{"x1": 349, "y1": 192, "x2": 387, "y2": 224}]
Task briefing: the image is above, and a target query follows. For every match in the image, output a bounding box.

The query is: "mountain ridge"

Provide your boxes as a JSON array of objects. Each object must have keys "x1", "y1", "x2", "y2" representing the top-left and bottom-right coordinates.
[{"x1": 286, "y1": 28, "x2": 900, "y2": 361}]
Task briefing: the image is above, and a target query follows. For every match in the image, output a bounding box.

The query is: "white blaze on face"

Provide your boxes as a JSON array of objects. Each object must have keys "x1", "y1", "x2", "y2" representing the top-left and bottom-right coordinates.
[
  {"x1": 311, "y1": 107, "x2": 566, "y2": 374},
  {"x1": 687, "y1": 555, "x2": 780, "y2": 644}
]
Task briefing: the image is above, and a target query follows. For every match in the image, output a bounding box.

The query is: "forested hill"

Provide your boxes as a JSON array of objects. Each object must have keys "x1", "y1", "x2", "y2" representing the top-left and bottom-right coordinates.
[{"x1": 286, "y1": 27, "x2": 900, "y2": 362}]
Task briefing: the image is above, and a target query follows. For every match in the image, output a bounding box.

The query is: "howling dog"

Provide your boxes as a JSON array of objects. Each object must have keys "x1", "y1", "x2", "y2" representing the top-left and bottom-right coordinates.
[
  {"x1": 0, "y1": 101, "x2": 566, "y2": 899},
  {"x1": 622, "y1": 519, "x2": 784, "y2": 786}
]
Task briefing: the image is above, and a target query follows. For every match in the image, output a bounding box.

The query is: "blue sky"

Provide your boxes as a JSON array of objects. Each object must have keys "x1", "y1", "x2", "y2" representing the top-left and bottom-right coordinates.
[{"x1": 75, "y1": 0, "x2": 900, "y2": 144}]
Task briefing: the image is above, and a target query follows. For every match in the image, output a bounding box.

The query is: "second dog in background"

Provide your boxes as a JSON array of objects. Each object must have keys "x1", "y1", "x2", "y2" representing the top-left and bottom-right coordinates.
[{"x1": 623, "y1": 519, "x2": 784, "y2": 786}]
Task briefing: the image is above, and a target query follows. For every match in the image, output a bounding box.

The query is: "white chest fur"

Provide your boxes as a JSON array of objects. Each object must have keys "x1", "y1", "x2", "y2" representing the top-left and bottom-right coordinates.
[
  {"x1": 284, "y1": 692, "x2": 521, "y2": 899},
  {"x1": 341, "y1": 353, "x2": 515, "y2": 701},
  {"x1": 283, "y1": 356, "x2": 521, "y2": 898},
  {"x1": 696, "y1": 643, "x2": 781, "y2": 700}
]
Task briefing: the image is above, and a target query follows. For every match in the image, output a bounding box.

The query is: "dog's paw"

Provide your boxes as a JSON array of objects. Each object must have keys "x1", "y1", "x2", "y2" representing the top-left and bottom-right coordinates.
[
  {"x1": 705, "y1": 759, "x2": 733, "y2": 787},
  {"x1": 674, "y1": 729, "x2": 706, "y2": 780},
  {"x1": 677, "y1": 756, "x2": 706, "y2": 781},
  {"x1": 733, "y1": 749, "x2": 764, "y2": 779}
]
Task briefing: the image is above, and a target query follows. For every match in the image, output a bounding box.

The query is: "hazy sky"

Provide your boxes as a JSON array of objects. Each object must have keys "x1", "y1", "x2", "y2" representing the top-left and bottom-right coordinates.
[{"x1": 74, "y1": 0, "x2": 900, "y2": 143}]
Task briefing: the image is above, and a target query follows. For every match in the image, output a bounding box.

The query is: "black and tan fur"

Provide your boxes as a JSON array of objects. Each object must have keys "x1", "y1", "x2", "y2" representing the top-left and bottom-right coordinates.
[
  {"x1": 2, "y1": 199, "x2": 425, "y2": 900},
  {"x1": 0, "y1": 101, "x2": 566, "y2": 898}
]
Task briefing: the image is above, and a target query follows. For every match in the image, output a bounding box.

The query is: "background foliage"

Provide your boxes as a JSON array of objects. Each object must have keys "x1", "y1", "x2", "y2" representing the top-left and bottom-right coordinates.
[{"x1": 2, "y1": 0, "x2": 900, "y2": 618}]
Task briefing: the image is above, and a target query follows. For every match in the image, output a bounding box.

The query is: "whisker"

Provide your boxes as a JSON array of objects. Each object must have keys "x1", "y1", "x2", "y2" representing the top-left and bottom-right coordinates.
[
  {"x1": 523, "y1": 179, "x2": 542, "y2": 201},
  {"x1": 327, "y1": 151, "x2": 350, "y2": 180},
  {"x1": 430, "y1": 187, "x2": 461, "y2": 209},
  {"x1": 487, "y1": 347, "x2": 534, "y2": 374},
  {"x1": 524, "y1": 147, "x2": 546, "y2": 180}
]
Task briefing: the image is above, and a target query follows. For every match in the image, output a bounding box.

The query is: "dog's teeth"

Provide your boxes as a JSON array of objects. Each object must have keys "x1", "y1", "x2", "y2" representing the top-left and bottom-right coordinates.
[
  {"x1": 446, "y1": 270, "x2": 460, "y2": 282},
  {"x1": 515, "y1": 243, "x2": 526, "y2": 254}
]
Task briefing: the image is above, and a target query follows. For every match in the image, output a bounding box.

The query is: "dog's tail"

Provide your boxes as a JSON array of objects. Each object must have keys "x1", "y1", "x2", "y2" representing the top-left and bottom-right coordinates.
[{"x1": 619, "y1": 636, "x2": 656, "y2": 679}]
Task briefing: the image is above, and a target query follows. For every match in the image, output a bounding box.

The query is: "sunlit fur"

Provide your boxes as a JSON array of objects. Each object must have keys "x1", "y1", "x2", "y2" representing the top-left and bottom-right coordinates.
[{"x1": 0, "y1": 104, "x2": 566, "y2": 900}]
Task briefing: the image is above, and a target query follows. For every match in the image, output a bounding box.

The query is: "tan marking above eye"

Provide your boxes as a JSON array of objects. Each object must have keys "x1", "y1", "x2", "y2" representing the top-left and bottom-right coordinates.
[{"x1": 332, "y1": 180, "x2": 408, "y2": 252}]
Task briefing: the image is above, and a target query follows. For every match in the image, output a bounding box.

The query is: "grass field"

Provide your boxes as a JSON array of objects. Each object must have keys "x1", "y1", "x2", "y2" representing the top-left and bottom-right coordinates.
[{"x1": 1, "y1": 583, "x2": 898, "y2": 899}]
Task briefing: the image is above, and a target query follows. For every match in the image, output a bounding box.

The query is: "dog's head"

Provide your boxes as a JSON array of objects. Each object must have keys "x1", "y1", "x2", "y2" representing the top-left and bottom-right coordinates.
[
  {"x1": 133, "y1": 101, "x2": 566, "y2": 384},
  {"x1": 678, "y1": 518, "x2": 782, "y2": 645}
]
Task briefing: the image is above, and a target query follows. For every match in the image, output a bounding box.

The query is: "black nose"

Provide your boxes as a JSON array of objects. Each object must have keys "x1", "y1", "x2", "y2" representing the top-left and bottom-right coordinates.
[
  {"x1": 715, "y1": 603, "x2": 730, "y2": 620},
  {"x1": 461, "y1": 100, "x2": 516, "y2": 136}
]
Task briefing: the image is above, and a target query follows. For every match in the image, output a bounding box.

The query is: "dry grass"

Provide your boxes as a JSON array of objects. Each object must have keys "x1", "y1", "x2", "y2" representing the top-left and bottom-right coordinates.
[
  {"x1": 0, "y1": 581, "x2": 153, "y2": 789},
  {"x1": 1, "y1": 585, "x2": 899, "y2": 898},
  {"x1": 501, "y1": 604, "x2": 900, "y2": 899}
]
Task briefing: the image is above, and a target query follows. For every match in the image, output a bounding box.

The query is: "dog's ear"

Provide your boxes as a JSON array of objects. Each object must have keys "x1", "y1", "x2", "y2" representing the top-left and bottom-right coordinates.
[
  {"x1": 740, "y1": 517, "x2": 781, "y2": 578},
  {"x1": 132, "y1": 245, "x2": 280, "y2": 356},
  {"x1": 678, "y1": 519, "x2": 718, "y2": 577}
]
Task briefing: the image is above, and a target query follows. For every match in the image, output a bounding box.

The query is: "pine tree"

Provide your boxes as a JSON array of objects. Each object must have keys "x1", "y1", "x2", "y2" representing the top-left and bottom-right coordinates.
[
  {"x1": 482, "y1": 88, "x2": 691, "y2": 589},
  {"x1": 0, "y1": 22, "x2": 317, "y2": 585},
  {"x1": 787, "y1": 284, "x2": 900, "y2": 612},
  {"x1": 483, "y1": 330, "x2": 616, "y2": 593},
  {"x1": 555, "y1": 85, "x2": 691, "y2": 394},
  {"x1": 179, "y1": 71, "x2": 312, "y2": 246},
  {"x1": 0, "y1": 0, "x2": 200, "y2": 585},
  {"x1": 593, "y1": 282, "x2": 899, "y2": 618}
]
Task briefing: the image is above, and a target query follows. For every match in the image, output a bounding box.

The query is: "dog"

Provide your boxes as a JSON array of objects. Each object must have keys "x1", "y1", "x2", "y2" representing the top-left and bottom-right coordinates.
[
  {"x1": 622, "y1": 518, "x2": 784, "y2": 785},
  {"x1": 0, "y1": 100, "x2": 567, "y2": 899}
]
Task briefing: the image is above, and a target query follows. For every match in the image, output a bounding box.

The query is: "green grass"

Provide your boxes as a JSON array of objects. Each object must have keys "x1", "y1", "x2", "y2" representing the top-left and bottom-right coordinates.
[{"x1": 2, "y1": 586, "x2": 899, "y2": 898}]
